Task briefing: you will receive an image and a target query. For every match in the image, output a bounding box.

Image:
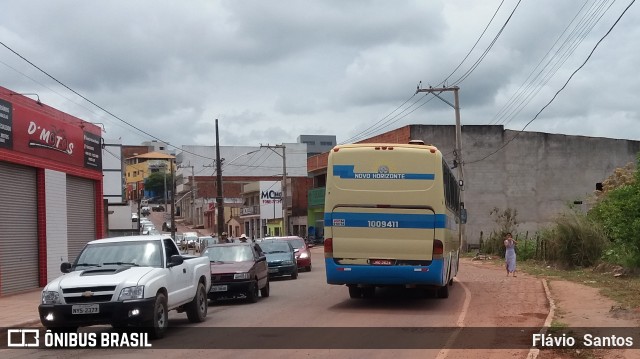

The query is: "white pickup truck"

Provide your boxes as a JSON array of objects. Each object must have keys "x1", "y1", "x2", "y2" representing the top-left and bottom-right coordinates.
[{"x1": 38, "y1": 235, "x2": 211, "y2": 339}]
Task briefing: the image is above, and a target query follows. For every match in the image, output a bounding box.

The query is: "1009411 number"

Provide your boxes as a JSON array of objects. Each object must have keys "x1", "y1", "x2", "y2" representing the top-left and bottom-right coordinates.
[{"x1": 367, "y1": 220, "x2": 399, "y2": 228}]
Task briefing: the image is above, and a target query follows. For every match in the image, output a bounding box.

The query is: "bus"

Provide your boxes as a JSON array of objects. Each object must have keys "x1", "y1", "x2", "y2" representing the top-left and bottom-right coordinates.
[{"x1": 323, "y1": 141, "x2": 465, "y2": 299}]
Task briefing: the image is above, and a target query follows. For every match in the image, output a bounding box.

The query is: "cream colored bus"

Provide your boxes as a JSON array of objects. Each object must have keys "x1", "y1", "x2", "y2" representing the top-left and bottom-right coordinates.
[{"x1": 323, "y1": 141, "x2": 463, "y2": 299}]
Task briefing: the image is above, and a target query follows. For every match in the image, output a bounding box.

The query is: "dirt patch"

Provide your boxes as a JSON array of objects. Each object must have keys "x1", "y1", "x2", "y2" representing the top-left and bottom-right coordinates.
[{"x1": 537, "y1": 280, "x2": 640, "y2": 359}]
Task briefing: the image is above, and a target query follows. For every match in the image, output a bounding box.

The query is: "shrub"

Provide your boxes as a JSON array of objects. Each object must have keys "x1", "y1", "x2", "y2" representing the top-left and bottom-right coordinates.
[{"x1": 542, "y1": 211, "x2": 609, "y2": 268}]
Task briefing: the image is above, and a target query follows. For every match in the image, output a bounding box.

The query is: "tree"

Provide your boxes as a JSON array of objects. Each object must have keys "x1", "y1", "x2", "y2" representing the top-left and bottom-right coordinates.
[{"x1": 144, "y1": 172, "x2": 173, "y2": 198}]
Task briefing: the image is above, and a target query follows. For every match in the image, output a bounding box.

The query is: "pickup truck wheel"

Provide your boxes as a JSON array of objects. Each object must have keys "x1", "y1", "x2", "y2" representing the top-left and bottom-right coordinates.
[
  {"x1": 146, "y1": 293, "x2": 168, "y2": 339},
  {"x1": 305, "y1": 264, "x2": 312, "y2": 272},
  {"x1": 186, "y1": 282, "x2": 208, "y2": 323},
  {"x1": 247, "y1": 281, "x2": 259, "y2": 303},
  {"x1": 260, "y1": 280, "x2": 270, "y2": 298}
]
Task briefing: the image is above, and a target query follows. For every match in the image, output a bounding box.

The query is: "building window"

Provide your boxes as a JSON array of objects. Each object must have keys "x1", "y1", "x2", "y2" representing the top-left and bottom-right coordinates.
[
  {"x1": 303, "y1": 141, "x2": 315, "y2": 145},
  {"x1": 320, "y1": 141, "x2": 333, "y2": 146}
]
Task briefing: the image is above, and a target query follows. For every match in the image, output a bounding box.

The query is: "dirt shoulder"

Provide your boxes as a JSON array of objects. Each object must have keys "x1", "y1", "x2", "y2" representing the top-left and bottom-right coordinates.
[
  {"x1": 537, "y1": 280, "x2": 640, "y2": 359},
  {"x1": 465, "y1": 256, "x2": 640, "y2": 358}
]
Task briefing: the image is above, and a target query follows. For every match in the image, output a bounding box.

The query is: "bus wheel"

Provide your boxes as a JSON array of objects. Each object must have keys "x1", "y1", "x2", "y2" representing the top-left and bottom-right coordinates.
[
  {"x1": 348, "y1": 286, "x2": 362, "y2": 299},
  {"x1": 436, "y1": 285, "x2": 449, "y2": 299}
]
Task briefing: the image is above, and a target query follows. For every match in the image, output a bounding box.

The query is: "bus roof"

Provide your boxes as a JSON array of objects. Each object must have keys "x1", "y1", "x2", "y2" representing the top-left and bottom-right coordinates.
[{"x1": 333, "y1": 142, "x2": 439, "y2": 152}]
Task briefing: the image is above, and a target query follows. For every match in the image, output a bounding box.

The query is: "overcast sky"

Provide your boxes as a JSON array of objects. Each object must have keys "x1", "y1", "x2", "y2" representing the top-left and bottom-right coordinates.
[{"x1": 1, "y1": 0, "x2": 638, "y2": 151}]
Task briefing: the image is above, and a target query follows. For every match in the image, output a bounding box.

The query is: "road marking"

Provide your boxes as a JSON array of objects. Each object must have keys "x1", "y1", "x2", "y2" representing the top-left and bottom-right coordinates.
[{"x1": 434, "y1": 277, "x2": 472, "y2": 359}]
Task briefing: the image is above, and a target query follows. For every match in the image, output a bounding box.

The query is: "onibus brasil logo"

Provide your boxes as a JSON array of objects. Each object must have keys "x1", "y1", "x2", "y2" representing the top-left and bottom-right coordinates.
[{"x1": 7, "y1": 328, "x2": 152, "y2": 348}]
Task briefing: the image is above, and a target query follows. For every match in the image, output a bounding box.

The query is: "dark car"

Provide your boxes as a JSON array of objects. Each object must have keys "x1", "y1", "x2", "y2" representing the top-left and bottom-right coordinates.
[
  {"x1": 264, "y1": 236, "x2": 312, "y2": 272},
  {"x1": 205, "y1": 243, "x2": 269, "y2": 303},
  {"x1": 259, "y1": 239, "x2": 298, "y2": 279},
  {"x1": 152, "y1": 204, "x2": 165, "y2": 212}
]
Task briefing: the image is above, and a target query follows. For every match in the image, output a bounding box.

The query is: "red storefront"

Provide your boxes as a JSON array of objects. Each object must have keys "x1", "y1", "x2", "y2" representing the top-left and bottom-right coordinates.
[{"x1": 0, "y1": 86, "x2": 104, "y2": 295}]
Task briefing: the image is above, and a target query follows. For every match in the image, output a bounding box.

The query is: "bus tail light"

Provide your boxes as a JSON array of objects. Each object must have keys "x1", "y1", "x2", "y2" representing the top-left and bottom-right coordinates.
[
  {"x1": 324, "y1": 238, "x2": 333, "y2": 257},
  {"x1": 433, "y1": 240, "x2": 444, "y2": 259}
]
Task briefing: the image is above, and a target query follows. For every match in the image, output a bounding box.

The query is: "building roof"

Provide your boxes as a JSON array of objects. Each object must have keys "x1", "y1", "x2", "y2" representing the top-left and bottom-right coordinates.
[{"x1": 126, "y1": 151, "x2": 175, "y2": 160}]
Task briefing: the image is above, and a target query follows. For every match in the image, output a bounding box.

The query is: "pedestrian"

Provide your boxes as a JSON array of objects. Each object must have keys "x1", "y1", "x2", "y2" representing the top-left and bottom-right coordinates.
[
  {"x1": 504, "y1": 233, "x2": 518, "y2": 277},
  {"x1": 219, "y1": 232, "x2": 229, "y2": 244},
  {"x1": 238, "y1": 233, "x2": 249, "y2": 243}
]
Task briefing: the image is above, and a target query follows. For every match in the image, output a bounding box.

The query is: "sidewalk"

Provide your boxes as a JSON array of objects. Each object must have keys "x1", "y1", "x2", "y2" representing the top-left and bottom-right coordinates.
[
  {"x1": 0, "y1": 217, "x2": 208, "y2": 330},
  {"x1": 0, "y1": 289, "x2": 42, "y2": 328}
]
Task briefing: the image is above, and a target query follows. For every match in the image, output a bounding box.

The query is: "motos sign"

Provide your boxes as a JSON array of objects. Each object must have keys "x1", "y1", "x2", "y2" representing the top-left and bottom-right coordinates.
[{"x1": 259, "y1": 181, "x2": 282, "y2": 220}]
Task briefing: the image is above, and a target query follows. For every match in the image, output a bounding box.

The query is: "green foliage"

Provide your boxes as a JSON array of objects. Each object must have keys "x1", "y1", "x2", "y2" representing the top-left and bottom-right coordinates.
[
  {"x1": 540, "y1": 211, "x2": 609, "y2": 268},
  {"x1": 144, "y1": 172, "x2": 173, "y2": 196},
  {"x1": 588, "y1": 154, "x2": 640, "y2": 268}
]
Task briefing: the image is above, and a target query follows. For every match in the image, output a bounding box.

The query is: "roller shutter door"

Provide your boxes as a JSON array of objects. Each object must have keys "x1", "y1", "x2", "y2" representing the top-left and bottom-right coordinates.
[
  {"x1": 0, "y1": 162, "x2": 39, "y2": 294},
  {"x1": 66, "y1": 175, "x2": 96, "y2": 261}
]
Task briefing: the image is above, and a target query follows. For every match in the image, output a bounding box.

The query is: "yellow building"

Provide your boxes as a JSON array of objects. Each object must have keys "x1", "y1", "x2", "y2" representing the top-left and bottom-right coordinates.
[{"x1": 125, "y1": 152, "x2": 175, "y2": 200}]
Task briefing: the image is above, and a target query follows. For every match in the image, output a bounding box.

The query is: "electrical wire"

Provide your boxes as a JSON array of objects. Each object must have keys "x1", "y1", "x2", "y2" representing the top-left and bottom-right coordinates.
[
  {"x1": 465, "y1": 0, "x2": 635, "y2": 165},
  {"x1": 0, "y1": 40, "x2": 218, "y2": 162}
]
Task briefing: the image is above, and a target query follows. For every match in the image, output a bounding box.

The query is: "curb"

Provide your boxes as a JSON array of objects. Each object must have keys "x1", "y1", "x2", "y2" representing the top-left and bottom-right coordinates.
[{"x1": 526, "y1": 278, "x2": 556, "y2": 359}]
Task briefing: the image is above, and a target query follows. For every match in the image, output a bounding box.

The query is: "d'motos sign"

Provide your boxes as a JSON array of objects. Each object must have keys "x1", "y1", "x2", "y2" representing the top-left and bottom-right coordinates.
[{"x1": 0, "y1": 90, "x2": 102, "y2": 171}]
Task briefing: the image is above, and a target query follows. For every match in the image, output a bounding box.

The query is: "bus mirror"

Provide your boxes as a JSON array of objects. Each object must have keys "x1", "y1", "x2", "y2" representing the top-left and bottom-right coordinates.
[{"x1": 460, "y1": 208, "x2": 468, "y2": 224}]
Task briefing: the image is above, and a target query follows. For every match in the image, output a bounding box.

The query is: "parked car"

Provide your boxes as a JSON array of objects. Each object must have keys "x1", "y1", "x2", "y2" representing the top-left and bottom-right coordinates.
[
  {"x1": 152, "y1": 204, "x2": 165, "y2": 212},
  {"x1": 141, "y1": 223, "x2": 156, "y2": 235},
  {"x1": 204, "y1": 243, "x2": 269, "y2": 303},
  {"x1": 182, "y1": 232, "x2": 199, "y2": 249},
  {"x1": 198, "y1": 236, "x2": 215, "y2": 248},
  {"x1": 258, "y1": 239, "x2": 298, "y2": 279},
  {"x1": 264, "y1": 236, "x2": 312, "y2": 272},
  {"x1": 141, "y1": 206, "x2": 151, "y2": 216}
]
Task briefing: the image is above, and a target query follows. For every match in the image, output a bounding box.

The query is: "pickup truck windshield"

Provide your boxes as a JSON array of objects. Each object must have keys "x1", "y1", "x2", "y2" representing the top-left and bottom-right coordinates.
[
  {"x1": 207, "y1": 246, "x2": 253, "y2": 262},
  {"x1": 74, "y1": 240, "x2": 163, "y2": 270}
]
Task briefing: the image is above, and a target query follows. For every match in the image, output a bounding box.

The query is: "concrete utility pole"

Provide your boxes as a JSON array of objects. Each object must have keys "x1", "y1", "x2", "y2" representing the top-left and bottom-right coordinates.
[
  {"x1": 261, "y1": 144, "x2": 288, "y2": 236},
  {"x1": 190, "y1": 163, "x2": 197, "y2": 226},
  {"x1": 170, "y1": 158, "x2": 176, "y2": 240},
  {"x1": 215, "y1": 119, "x2": 225, "y2": 236},
  {"x1": 416, "y1": 85, "x2": 466, "y2": 250}
]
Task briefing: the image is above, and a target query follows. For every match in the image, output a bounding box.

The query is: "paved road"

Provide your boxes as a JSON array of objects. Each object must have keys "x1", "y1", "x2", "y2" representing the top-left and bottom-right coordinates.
[{"x1": 2, "y1": 244, "x2": 549, "y2": 358}]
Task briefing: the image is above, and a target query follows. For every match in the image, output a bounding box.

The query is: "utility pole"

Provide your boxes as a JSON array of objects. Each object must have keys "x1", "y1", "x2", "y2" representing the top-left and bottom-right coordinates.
[
  {"x1": 190, "y1": 163, "x2": 197, "y2": 227},
  {"x1": 261, "y1": 144, "x2": 288, "y2": 236},
  {"x1": 416, "y1": 85, "x2": 466, "y2": 250},
  {"x1": 215, "y1": 119, "x2": 225, "y2": 236},
  {"x1": 170, "y1": 158, "x2": 176, "y2": 240}
]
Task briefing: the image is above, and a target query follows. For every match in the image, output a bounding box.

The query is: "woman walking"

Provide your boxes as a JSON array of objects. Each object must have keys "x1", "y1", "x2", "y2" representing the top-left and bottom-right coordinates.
[{"x1": 504, "y1": 233, "x2": 518, "y2": 277}]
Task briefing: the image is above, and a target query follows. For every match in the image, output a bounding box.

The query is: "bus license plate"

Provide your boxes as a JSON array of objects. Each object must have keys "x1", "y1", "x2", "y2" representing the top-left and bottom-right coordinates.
[
  {"x1": 211, "y1": 285, "x2": 228, "y2": 292},
  {"x1": 371, "y1": 259, "x2": 393, "y2": 265},
  {"x1": 71, "y1": 304, "x2": 99, "y2": 314}
]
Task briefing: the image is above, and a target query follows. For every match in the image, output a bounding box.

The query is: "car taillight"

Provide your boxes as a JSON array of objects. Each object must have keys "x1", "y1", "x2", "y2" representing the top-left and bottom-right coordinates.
[
  {"x1": 324, "y1": 238, "x2": 333, "y2": 258},
  {"x1": 433, "y1": 240, "x2": 444, "y2": 259}
]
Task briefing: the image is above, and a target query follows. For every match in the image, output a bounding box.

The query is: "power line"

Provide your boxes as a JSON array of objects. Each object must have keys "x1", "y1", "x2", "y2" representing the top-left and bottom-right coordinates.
[
  {"x1": 492, "y1": 0, "x2": 615, "y2": 127},
  {"x1": 0, "y1": 40, "x2": 218, "y2": 162},
  {"x1": 451, "y1": 0, "x2": 524, "y2": 86},
  {"x1": 465, "y1": 0, "x2": 635, "y2": 165},
  {"x1": 439, "y1": 0, "x2": 508, "y2": 86}
]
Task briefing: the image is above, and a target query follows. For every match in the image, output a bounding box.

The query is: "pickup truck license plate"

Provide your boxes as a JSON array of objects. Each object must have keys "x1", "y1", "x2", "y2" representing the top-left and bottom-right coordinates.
[
  {"x1": 211, "y1": 285, "x2": 228, "y2": 292},
  {"x1": 71, "y1": 304, "x2": 99, "y2": 314}
]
